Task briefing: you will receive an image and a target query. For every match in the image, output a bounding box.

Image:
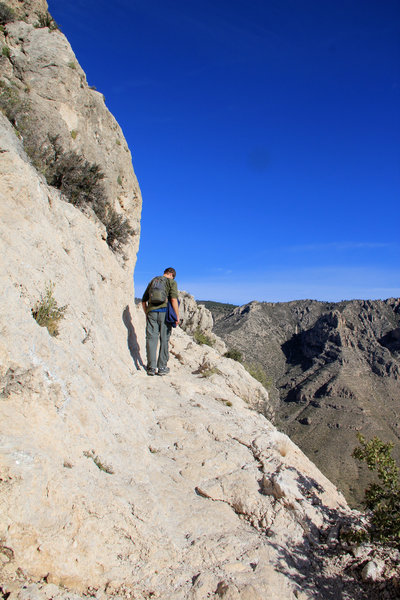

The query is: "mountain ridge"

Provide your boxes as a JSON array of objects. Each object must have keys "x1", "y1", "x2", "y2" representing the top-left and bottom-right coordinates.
[{"x1": 209, "y1": 297, "x2": 400, "y2": 506}]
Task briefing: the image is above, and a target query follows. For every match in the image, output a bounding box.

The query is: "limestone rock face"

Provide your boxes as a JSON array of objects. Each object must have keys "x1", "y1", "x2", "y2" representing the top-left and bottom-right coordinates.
[
  {"x1": 179, "y1": 290, "x2": 227, "y2": 354},
  {"x1": 1, "y1": 108, "x2": 351, "y2": 599},
  {"x1": 1, "y1": 5, "x2": 141, "y2": 266},
  {"x1": 180, "y1": 291, "x2": 214, "y2": 333}
]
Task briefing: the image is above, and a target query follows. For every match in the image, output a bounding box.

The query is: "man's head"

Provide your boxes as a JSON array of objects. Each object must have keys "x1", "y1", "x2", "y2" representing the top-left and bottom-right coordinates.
[{"x1": 164, "y1": 267, "x2": 176, "y2": 279}]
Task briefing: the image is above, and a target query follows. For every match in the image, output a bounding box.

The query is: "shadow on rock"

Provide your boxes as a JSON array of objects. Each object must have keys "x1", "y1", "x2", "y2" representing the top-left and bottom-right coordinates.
[
  {"x1": 122, "y1": 305, "x2": 144, "y2": 370},
  {"x1": 268, "y1": 472, "x2": 397, "y2": 600}
]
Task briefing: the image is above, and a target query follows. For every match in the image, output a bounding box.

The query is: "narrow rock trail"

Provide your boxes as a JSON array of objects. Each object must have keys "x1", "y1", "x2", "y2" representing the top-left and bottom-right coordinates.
[{"x1": 104, "y1": 317, "x2": 351, "y2": 599}]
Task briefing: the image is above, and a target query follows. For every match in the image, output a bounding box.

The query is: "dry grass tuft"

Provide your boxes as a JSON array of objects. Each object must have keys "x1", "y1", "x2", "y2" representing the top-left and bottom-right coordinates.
[{"x1": 275, "y1": 435, "x2": 292, "y2": 457}]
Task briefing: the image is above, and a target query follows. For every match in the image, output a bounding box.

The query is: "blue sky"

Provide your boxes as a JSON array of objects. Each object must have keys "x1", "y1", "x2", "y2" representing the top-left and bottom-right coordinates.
[{"x1": 48, "y1": 0, "x2": 400, "y2": 304}]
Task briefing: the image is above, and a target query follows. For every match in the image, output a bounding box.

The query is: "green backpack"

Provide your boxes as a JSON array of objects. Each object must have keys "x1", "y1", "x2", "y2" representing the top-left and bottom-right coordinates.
[{"x1": 149, "y1": 276, "x2": 168, "y2": 305}]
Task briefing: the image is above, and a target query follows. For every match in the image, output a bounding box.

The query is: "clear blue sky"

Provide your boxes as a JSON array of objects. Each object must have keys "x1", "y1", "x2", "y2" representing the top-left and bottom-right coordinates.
[{"x1": 48, "y1": 0, "x2": 399, "y2": 304}]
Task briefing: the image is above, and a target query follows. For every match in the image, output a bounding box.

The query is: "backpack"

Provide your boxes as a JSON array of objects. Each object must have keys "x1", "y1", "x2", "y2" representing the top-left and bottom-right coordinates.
[{"x1": 149, "y1": 276, "x2": 168, "y2": 305}]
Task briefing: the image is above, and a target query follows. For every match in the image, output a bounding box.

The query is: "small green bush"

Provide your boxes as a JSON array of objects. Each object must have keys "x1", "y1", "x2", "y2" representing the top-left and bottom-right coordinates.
[
  {"x1": 26, "y1": 135, "x2": 107, "y2": 210},
  {"x1": 200, "y1": 367, "x2": 221, "y2": 378},
  {"x1": 31, "y1": 282, "x2": 67, "y2": 337},
  {"x1": 83, "y1": 450, "x2": 114, "y2": 474},
  {"x1": 0, "y1": 81, "x2": 30, "y2": 127},
  {"x1": 352, "y1": 433, "x2": 400, "y2": 545},
  {"x1": 193, "y1": 328, "x2": 214, "y2": 347},
  {"x1": 68, "y1": 61, "x2": 76, "y2": 70},
  {"x1": 244, "y1": 362, "x2": 268, "y2": 388},
  {"x1": 70, "y1": 130, "x2": 78, "y2": 139},
  {"x1": 35, "y1": 11, "x2": 59, "y2": 30},
  {"x1": 224, "y1": 348, "x2": 243, "y2": 362},
  {"x1": 2, "y1": 45, "x2": 10, "y2": 58},
  {"x1": 217, "y1": 398, "x2": 233, "y2": 407},
  {"x1": 101, "y1": 205, "x2": 134, "y2": 251},
  {"x1": 43, "y1": 140, "x2": 106, "y2": 211},
  {"x1": 0, "y1": 2, "x2": 15, "y2": 25},
  {"x1": 117, "y1": 175, "x2": 122, "y2": 186}
]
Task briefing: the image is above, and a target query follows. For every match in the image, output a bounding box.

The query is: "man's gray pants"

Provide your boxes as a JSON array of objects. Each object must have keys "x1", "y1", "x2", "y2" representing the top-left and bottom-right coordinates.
[{"x1": 146, "y1": 310, "x2": 171, "y2": 370}]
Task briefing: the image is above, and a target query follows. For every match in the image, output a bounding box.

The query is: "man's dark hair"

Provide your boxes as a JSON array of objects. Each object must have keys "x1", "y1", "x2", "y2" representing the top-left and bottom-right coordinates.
[{"x1": 164, "y1": 267, "x2": 176, "y2": 278}]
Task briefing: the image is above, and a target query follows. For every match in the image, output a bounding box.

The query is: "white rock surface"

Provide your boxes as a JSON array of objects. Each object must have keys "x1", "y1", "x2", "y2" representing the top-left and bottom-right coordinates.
[{"x1": 361, "y1": 560, "x2": 385, "y2": 582}]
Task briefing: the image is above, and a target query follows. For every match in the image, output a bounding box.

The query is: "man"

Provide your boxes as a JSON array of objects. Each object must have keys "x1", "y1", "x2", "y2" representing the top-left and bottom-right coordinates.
[{"x1": 141, "y1": 267, "x2": 179, "y2": 376}]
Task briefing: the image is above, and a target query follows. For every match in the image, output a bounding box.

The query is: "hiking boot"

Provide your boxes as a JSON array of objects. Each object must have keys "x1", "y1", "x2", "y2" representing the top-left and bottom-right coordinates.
[
  {"x1": 147, "y1": 367, "x2": 156, "y2": 376},
  {"x1": 157, "y1": 367, "x2": 170, "y2": 376}
]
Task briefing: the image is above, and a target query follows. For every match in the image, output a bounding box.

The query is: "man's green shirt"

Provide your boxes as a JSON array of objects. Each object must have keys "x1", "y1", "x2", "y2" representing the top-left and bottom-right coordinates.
[{"x1": 142, "y1": 276, "x2": 178, "y2": 313}]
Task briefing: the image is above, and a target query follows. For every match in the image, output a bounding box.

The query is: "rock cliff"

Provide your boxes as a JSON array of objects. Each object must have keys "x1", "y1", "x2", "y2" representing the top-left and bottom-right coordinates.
[
  {"x1": 179, "y1": 291, "x2": 227, "y2": 355},
  {"x1": 1, "y1": 0, "x2": 141, "y2": 264},
  {"x1": 210, "y1": 298, "x2": 400, "y2": 506},
  {"x1": 0, "y1": 3, "x2": 394, "y2": 599}
]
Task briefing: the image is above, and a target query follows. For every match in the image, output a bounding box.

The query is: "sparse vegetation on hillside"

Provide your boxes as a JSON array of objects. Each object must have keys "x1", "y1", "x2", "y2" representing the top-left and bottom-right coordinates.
[
  {"x1": 24, "y1": 135, "x2": 133, "y2": 252},
  {"x1": 217, "y1": 398, "x2": 233, "y2": 407},
  {"x1": 83, "y1": 450, "x2": 114, "y2": 474},
  {"x1": 29, "y1": 136, "x2": 107, "y2": 209},
  {"x1": 0, "y1": 2, "x2": 15, "y2": 25},
  {"x1": 244, "y1": 362, "x2": 269, "y2": 389},
  {"x1": 193, "y1": 328, "x2": 214, "y2": 347},
  {"x1": 0, "y1": 82, "x2": 30, "y2": 128},
  {"x1": 31, "y1": 282, "x2": 67, "y2": 337},
  {"x1": 1, "y1": 83, "x2": 133, "y2": 252},
  {"x1": 224, "y1": 348, "x2": 243, "y2": 362},
  {"x1": 35, "y1": 11, "x2": 59, "y2": 31},
  {"x1": 101, "y1": 204, "x2": 134, "y2": 251},
  {"x1": 199, "y1": 366, "x2": 221, "y2": 378},
  {"x1": 351, "y1": 433, "x2": 400, "y2": 545}
]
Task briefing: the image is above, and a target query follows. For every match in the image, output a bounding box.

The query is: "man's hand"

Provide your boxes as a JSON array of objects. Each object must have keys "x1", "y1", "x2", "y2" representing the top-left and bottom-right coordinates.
[{"x1": 142, "y1": 301, "x2": 147, "y2": 316}]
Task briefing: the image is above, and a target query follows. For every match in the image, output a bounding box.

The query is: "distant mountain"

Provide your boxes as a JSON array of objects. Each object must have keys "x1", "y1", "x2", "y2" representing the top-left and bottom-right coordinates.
[
  {"x1": 197, "y1": 300, "x2": 238, "y2": 320},
  {"x1": 209, "y1": 298, "x2": 400, "y2": 506}
]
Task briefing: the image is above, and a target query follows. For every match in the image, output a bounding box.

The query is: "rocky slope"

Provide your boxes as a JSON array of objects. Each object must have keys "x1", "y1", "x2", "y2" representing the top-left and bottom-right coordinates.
[
  {"x1": 210, "y1": 299, "x2": 400, "y2": 506},
  {"x1": 1, "y1": 3, "x2": 398, "y2": 599}
]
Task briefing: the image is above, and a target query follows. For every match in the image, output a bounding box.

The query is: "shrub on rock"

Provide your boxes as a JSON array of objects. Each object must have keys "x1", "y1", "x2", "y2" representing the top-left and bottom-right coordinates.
[{"x1": 0, "y1": 2, "x2": 15, "y2": 25}]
